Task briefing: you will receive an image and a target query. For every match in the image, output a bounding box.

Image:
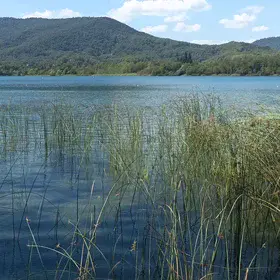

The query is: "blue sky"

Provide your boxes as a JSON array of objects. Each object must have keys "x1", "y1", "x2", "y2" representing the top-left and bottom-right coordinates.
[{"x1": 1, "y1": 0, "x2": 279, "y2": 44}]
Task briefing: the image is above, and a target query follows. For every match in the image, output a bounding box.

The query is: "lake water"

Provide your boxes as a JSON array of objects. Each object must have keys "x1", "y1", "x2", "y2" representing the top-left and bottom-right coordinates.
[
  {"x1": 1, "y1": 76, "x2": 280, "y2": 108},
  {"x1": 0, "y1": 76, "x2": 280, "y2": 280}
]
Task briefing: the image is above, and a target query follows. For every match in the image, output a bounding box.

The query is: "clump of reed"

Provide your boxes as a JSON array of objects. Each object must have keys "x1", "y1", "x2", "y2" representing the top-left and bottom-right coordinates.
[
  {"x1": 1, "y1": 94, "x2": 280, "y2": 279},
  {"x1": 95, "y1": 94, "x2": 280, "y2": 279}
]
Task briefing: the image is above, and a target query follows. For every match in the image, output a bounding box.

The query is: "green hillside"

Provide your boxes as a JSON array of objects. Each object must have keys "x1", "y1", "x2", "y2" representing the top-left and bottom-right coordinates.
[
  {"x1": 0, "y1": 17, "x2": 273, "y2": 62},
  {"x1": 253, "y1": 36, "x2": 280, "y2": 50},
  {"x1": 0, "y1": 17, "x2": 279, "y2": 76}
]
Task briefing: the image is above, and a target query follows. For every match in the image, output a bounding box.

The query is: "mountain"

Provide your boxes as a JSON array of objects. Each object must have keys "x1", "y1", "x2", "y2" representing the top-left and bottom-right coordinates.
[
  {"x1": 253, "y1": 37, "x2": 280, "y2": 50},
  {"x1": 0, "y1": 17, "x2": 279, "y2": 76},
  {"x1": 0, "y1": 17, "x2": 274, "y2": 64}
]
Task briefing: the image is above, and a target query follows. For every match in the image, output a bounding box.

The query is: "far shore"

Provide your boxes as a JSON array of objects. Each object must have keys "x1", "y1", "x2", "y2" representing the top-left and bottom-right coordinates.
[{"x1": 1, "y1": 73, "x2": 280, "y2": 77}]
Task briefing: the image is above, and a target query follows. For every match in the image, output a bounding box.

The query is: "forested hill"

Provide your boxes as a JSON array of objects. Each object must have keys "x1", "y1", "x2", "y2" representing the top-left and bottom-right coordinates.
[
  {"x1": 0, "y1": 17, "x2": 273, "y2": 62},
  {"x1": 253, "y1": 37, "x2": 280, "y2": 50},
  {"x1": 0, "y1": 17, "x2": 279, "y2": 76}
]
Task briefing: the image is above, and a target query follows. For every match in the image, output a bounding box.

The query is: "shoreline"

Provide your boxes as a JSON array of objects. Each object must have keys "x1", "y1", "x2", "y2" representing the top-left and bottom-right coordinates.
[{"x1": 1, "y1": 73, "x2": 280, "y2": 77}]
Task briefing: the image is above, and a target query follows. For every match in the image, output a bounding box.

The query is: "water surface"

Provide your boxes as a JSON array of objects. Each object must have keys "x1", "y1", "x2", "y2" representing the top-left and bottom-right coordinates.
[
  {"x1": 0, "y1": 76, "x2": 279, "y2": 279},
  {"x1": 1, "y1": 76, "x2": 280, "y2": 108}
]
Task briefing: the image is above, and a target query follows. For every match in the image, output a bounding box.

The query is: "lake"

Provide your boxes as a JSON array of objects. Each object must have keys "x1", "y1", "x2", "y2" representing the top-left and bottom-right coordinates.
[
  {"x1": 0, "y1": 76, "x2": 280, "y2": 280},
  {"x1": 1, "y1": 76, "x2": 280, "y2": 107}
]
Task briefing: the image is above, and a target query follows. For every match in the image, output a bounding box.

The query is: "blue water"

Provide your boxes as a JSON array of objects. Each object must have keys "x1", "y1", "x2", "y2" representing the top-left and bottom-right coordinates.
[
  {"x1": 0, "y1": 76, "x2": 280, "y2": 279},
  {"x1": 0, "y1": 76, "x2": 280, "y2": 107}
]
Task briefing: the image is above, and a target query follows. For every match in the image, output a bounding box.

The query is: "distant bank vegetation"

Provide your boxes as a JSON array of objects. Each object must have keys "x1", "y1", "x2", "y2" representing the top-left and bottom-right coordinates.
[{"x1": 2, "y1": 52, "x2": 280, "y2": 76}]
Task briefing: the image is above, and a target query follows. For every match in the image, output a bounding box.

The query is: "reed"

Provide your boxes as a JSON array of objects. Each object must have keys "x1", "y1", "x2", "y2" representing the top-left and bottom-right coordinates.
[{"x1": 1, "y1": 94, "x2": 280, "y2": 279}]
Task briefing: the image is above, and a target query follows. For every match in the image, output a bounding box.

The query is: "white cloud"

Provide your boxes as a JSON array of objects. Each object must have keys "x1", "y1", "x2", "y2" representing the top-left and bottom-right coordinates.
[
  {"x1": 242, "y1": 6, "x2": 264, "y2": 14},
  {"x1": 191, "y1": 39, "x2": 257, "y2": 45},
  {"x1": 108, "y1": 0, "x2": 211, "y2": 23},
  {"x1": 174, "y1": 22, "x2": 201, "y2": 32},
  {"x1": 219, "y1": 6, "x2": 263, "y2": 29},
  {"x1": 164, "y1": 13, "x2": 188, "y2": 23},
  {"x1": 23, "y1": 8, "x2": 81, "y2": 19},
  {"x1": 244, "y1": 38, "x2": 256, "y2": 43},
  {"x1": 220, "y1": 13, "x2": 256, "y2": 29},
  {"x1": 252, "y1": 25, "x2": 269, "y2": 32},
  {"x1": 191, "y1": 40, "x2": 228, "y2": 45},
  {"x1": 141, "y1": 24, "x2": 168, "y2": 33}
]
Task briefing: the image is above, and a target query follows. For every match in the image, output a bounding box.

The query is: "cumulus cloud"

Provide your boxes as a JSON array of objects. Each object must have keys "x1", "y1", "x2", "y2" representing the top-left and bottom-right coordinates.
[
  {"x1": 191, "y1": 40, "x2": 228, "y2": 45},
  {"x1": 23, "y1": 8, "x2": 81, "y2": 19},
  {"x1": 141, "y1": 24, "x2": 168, "y2": 33},
  {"x1": 252, "y1": 25, "x2": 269, "y2": 32},
  {"x1": 164, "y1": 13, "x2": 188, "y2": 23},
  {"x1": 219, "y1": 6, "x2": 263, "y2": 29},
  {"x1": 220, "y1": 14, "x2": 256, "y2": 29},
  {"x1": 174, "y1": 22, "x2": 201, "y2": 32},
  {"x1": 108, "y1": 0, "x2": 211, "y2": 23},
  {"x1": 192, "y1": 39, "x2": 257, "y2": 45},
  {"x1": 244, "y1": 38, "x2": 256, "y2": 43},
  {"x1": 242, "y1": 6, "x2": 264, "y2": 14}
]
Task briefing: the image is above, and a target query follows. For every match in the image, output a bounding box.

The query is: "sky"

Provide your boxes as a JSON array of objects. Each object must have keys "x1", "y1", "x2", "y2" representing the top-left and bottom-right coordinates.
[{"x1": 1, "y1": 0, "x2": 279, "y2": 44}]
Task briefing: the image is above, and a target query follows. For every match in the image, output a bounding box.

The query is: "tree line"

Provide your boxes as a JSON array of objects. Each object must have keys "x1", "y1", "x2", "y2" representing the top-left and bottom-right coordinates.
[{"x1": 1, "y1": 53, "x2": 280, "y2": 76}]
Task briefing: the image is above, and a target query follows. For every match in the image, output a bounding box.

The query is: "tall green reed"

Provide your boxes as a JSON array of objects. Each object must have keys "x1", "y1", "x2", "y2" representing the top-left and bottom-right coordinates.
[{"x1": 1, "y1": 94, "x2": 280, "y2": 279}]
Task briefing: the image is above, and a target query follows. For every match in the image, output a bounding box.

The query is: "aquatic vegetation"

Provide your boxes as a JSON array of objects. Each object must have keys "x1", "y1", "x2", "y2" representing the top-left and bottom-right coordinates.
[{"x1": 0, "y1": 94, "x2": 280, "y2": 279}]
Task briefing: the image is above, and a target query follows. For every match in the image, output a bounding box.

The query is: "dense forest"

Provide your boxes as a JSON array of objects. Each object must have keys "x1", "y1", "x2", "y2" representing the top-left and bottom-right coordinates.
[
  {"x1": 2, "y1": 53, "x2": 280, "y2": 76},
  {"x1": 0, "y1": 17, "x2": 280, "y2": 76},
  {"x1": 253, "y1": 36, "x2": 280, "y2": 50}
]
